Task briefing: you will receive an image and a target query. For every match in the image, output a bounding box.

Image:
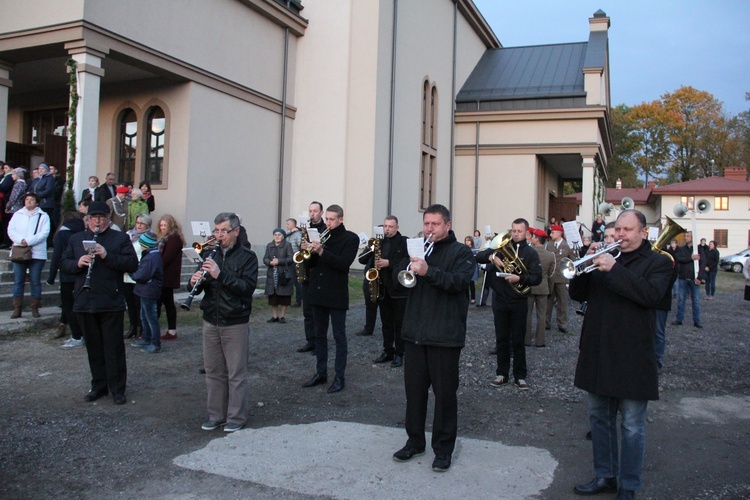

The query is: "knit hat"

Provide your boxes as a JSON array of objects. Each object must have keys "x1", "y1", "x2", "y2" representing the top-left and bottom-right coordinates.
[
  {"x1": 273, "y1": 228, "x2": 286, "y2": 236},
  {"x1": 139, "y1": 231, "x2": 158, "y2": 249}
]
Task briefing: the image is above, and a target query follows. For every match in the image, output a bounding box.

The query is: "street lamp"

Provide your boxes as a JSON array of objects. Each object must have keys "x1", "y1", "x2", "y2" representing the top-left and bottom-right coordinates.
[{"x1": 674, "y1": 199, "x2": 711, "y2": 278}]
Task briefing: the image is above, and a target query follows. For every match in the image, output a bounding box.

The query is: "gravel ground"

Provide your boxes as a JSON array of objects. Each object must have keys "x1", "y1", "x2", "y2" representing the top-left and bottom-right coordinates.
[{"x1": 0, "y1": 271, "x2": 748, "y2": 499}]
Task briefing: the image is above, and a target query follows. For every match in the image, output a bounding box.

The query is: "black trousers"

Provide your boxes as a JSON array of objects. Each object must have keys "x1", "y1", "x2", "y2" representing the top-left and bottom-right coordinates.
[
  {"x1": 492, "y1": 292, "x2": 528, "y2": 380},
  {"x1": 312, "y1": 306, "x2": 347, "y2": 379},
  {"x1": 379, "y1": 293, "x2": 405, "y2": 355},
  {"x1": 157, "y1": 287, "x2": 177, "y2": 330},
  {"x1": 59, "y1": 282, "x2": 83, "y2": 340},
  {"x1": 123, "y1": 283, "x2": 141, "y2": 332},
  {"x1": 403, "y1": 341, "x2": 461, "y2": 455},
  {"x1": 80, "y1": 311, "x2": 127, "y2": 397},
  {"x1": 303, "y1": 283, "x2": 315, "y2": 343},
  {"x1": 362, "y1": 279, "x2": 378, "y2": 335}
]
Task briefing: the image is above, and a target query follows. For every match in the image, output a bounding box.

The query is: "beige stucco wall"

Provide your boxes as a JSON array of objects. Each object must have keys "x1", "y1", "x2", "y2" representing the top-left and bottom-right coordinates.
[
  {"x1": 476, "y1": 154, "x2": 538, "y2": 235},
  {"x1": 0, "y1": 0, "x2": 84, "y2": 32}
]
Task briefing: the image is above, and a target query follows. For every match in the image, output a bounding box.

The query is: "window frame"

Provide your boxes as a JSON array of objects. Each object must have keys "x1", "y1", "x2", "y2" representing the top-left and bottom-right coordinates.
[{"x1": 419, "y1": 79, "x2": 437, "y2": 211}]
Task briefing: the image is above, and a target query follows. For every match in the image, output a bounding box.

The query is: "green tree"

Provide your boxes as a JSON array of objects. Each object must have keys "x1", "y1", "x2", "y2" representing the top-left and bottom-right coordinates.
[
  {"x1": 606, "y1": 104, "x2": 639, "y2": 187},
  {"x1": 626, "y1": 100, "x2": 677, "y2": 186}
]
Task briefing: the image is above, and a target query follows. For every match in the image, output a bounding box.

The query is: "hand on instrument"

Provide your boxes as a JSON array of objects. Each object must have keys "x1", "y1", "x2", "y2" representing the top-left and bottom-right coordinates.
[
  {"x1": 92, "y1": 244, "x2": 107, "y2": 259},
  {"x1": 505, "y1": 274, "x2": 520, "y2": 284},
  {"x1": 593, "y1": 252, "x2": 616, "y2": 272},
  {"x1": 492, "y1": 255, "x2": 505, "y2": 269},
  {"x1": 375, "y1": 258, "x2": 389, "y2": 268},
  {"x1": 201, "y1": 258, "x2": 220, "y2": 279},
  {"x1": 409, "y1": 257, "x2": 428, "y2": 276},
  {"x1": 78, "y1": 254, "x2": 93, "y2": 268},
  {"x1": 310, "y1": 241, "x2": 323, "y2": 255},
  {"x1": 190, "y1": 270, "x2": 204, "y2": 288}
]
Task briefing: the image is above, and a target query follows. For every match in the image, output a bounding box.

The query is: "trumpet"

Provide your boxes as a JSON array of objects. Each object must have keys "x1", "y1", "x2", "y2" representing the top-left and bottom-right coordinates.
[
  {"x1": 397, "y1": 234, "x2": 434, "y2": 288},
  {"x1": 319, "y1": 228, "x2": 331, "y2": 245},
  {"x1": 561, "y1": 240, "x2": 622, "y2": 279},
  {"x1": 192, "y1": 237, "x2": 217, "y2": 252}
]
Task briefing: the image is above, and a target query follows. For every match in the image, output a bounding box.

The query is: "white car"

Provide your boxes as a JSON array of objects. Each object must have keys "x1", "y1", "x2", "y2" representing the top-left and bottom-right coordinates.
[{"x1": 720, "y1": 248, "x2": 750, "y2": 273}]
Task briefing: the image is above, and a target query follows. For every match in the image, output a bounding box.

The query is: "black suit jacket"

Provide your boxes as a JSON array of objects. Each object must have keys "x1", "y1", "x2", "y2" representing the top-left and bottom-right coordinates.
[
  {"x1": 94, "y1": 184, "x2": 115, "y2": 202},
  {"x1": 306, "y1": 223, "x2": 359, "y2": 310}
]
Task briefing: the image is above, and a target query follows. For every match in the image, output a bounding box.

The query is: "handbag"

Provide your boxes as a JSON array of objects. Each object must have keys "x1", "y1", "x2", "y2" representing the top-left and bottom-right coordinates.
[
  {"x1": 9, "y1": 213, "x2": 41, "y2": 263},
  {"x1": 278, "y1": 267, "x2": 292, "y2": 286}
]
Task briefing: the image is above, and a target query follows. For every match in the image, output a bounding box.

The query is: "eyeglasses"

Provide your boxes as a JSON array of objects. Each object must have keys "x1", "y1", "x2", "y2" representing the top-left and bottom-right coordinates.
[
  {"x1": 135, "y1": 221, "x2": 148, "y2": 226},
  {"x1": 212, "y1": 228, "x2": 236, "y2": 236}
]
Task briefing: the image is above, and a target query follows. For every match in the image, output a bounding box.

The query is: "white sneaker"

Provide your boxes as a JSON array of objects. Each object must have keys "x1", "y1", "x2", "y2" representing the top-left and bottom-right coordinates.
[
  {"x1": 489, "y1": 375, "x2": 508, "y2": 387},
  {"x1": 61, "y1": 338, "x2": 84, "y2": 349}
]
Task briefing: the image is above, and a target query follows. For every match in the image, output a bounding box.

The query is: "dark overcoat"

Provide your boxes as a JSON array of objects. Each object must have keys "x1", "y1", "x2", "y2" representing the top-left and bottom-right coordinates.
[
  {"x1": 306, "y1": 223, "x2": 359, "y2": 310},
  {"x1": 570, "y1": 239, "x2": 672, "y2": 401},
  {"x1": 263, "y1": 239, "x2": 294, "y2": 297},
  {"x1": 159, "y1": 233, "x2": 183, "y2": 289}
]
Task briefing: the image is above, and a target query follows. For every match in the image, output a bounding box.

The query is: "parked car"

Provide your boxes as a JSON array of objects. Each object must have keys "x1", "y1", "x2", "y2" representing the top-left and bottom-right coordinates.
[{"x1": 720, "y1": 248, "x2": 750, "y2": 273}]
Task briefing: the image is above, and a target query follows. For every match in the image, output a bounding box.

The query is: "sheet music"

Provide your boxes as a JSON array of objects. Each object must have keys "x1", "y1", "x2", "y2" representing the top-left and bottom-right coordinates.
[
  {"x1": 182, "y1": 247, "x2": 203, "y2": 264},
  {"x1": 190, "y1": 221, "x2": 211, "y2": 238},
  {"x1": 373, "y1": 226, "x2": 384, "y2": 238},
  {"x1": 562, "y1": 221, "x2": 583, "y2": 249},
  {"x1": 648, "y1": 227, "x2": 659, "y2": 241},
  {"x1": 307, "y1": 228, "x2": 321, "y2": 243},
  {"x1": 357, "y1": 232, "x2": 369, "y2": 245},
  {"x1": 298, "y1": 215, "x2": 309, "y2": 227},
  {"x1": 406, "y1": 238, "x2": 427, "y2": 258}
]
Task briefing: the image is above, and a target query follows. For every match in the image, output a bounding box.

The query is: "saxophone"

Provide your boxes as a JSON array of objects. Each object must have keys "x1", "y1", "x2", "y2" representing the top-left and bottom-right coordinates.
[
  {"x1": 365, "y1": 237, "x2": 383, "y2": 302},
  {"x1": 293, "y1": 225, "x2": 309, "y2": 283}
]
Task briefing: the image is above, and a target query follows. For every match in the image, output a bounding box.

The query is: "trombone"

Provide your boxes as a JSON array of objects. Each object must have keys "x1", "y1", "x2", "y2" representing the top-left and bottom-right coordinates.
[
  {"x1": 192, "y1": 236, "x2": 216, "y2": 252},
  {"x1": 560, "y1": 240, "x2": 622, "y2": 279},
  {"x1": 397, "y1": 234, "x2": 434, "y2": 288}
]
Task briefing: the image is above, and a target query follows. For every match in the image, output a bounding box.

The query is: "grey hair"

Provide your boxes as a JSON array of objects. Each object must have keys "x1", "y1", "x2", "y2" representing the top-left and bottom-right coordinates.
[
  {"x1": 215, "y1": 212, "x2": 240, "y2": 229},
  {"x1": 130, "y1": 188, "x2": 143, "y2": 199},
  {"x1": 136, "y1": 213, "x2": 152, "y2": 226},
  {"x1": 12, "y1": 168, "x2": 25, "y2": 179}
]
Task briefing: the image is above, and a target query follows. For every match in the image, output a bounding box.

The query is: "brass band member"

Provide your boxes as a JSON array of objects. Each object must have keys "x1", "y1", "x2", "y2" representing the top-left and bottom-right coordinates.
[
  {"x1": 476, "y1": 218, "x2": 542, "y2": 390},
  {"x1": 392, "y1": 204, "x2": 474, "y2": 472},
  {"x1": 301, "y1": 204, "x2": 359, "y2": 393},
  {"x1": 367, "y1": 216, "x2": 409, "y2": 367},
  {"x1": 296, "y1": 201, "x2": 327, "y2": 353},
  {"x1": 191, "y1": 212, "x2": 258, "y2": 432},
  {"x1": 525, "y1": 228, "x2": 555, "y2": 348}
]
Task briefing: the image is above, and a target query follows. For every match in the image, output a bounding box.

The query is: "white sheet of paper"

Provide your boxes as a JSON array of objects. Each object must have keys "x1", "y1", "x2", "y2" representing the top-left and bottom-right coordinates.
[
  {"x1": 182, "y1": 247, "x2": 203, "y2": 263},
  {"x1": 298, "y1": 215, "x2": 309, "y2": 227},
  {"x1": 373, "y1": 226, "x2": 384, "y2": 239},
  {"x1": 562, "y1": 221, "x2": 582, "y2": 249},
  {"x1": 82, "y1": 240, "x2": 97, "y2": 252},
  {"x1": 307, "y1": 228, "x2": 321, "y2": 243},
  {"x1": 406, "y1": 238, "x2": 427, "y2": 258},
  {"x1": 358, "y1": 232, "x2": 369, "y2": 245},
  {"x1": 190, "y1": 221, "x2": 211, "y2": 238},
  {"x1": 648, "y1": 227, "x2": 659, "y2": 241},
  {"x1": 484, "y1": 225, "x2": 492, "y2": 237}
]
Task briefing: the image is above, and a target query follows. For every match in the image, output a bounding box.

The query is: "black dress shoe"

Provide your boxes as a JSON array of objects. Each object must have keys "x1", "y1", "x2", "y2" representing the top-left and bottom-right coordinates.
[
  {"x1": 267, "y1": 317, "x2": 279, "y2": 323},
  {"x1": 573, "y1": 477, "x2": 617, "y2": 495},
  {"x1": 327, "y1": 377, "x2": 345, "y2": 393},
  {"x1": 83, "y1": 390, "x2": 107, "y2": 402},
  {"x1": 432, "y1": 454, "x2": 452, "y2": 472},
  {"x1": 694, "y1": 322, "x2": 703, "y2": 329},
  {"x1": 373, "y1": 351, "x2": 394, "y2": 363},
  {"x1": 302, "y1": 373, "x2": 327, "y2": 388},
  {"x1": 113, "y1": 394, "x2": 127, "y2": 405},
  {"x1": 391, "y1": 355, "x2": 403, "y2": 367},
  {"x1": 392, "y1": 444, "x2": 425, "y2": 462},
  {"x1": 355, "y1": 329, "x2": 373, "y2": 336},
  {"x1": 297, "y1": 342, "x2": 315, "y2": 353},
  {"x1": 558, "y1": 327, "x2": 568, "y2": 334},
  {"x1": 671, "y1": 320, "x2": 682, "y2": 326},
  {"x1": 616, "y1": 489, "x2": 635, "y2": 500}
]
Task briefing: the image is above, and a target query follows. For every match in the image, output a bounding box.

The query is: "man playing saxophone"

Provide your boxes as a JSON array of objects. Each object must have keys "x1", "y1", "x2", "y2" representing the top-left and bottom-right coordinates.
[
  {"x1": 367, "y1": 216, "x2": 408, "y2": 367},
  {"x1": 476, "y1": 218, "x2": 542, "y2": 390},
  {"x1": 296, "y1": 201, "x2": 326, "y2": 353}
]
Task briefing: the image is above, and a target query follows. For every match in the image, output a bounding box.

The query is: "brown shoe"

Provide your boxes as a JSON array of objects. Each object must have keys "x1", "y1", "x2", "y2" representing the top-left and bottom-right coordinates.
[
  {"x1": 11, "y1": 297, "x2": 22, "y2": 319},
  {"x1": 52, "y1": 323, "x2": 67, "y2": 339},
  {"x1": 30, "y1": 298, "x2": 41, "y2": 318},
  {"x1": 161, "y1": 331, "x2": 178, "y2": 341}
]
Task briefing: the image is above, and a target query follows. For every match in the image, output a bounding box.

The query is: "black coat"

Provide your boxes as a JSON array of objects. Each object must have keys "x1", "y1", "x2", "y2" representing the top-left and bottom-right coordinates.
[
  {"x1": 570, "y1": 239, "x2": 672, "y2": 401},
  {"x1": 94, "y1": 184, "x2": 115, "y2": 202},
  {"x1": 400, "y1": 231, "x2": 475, "y2": 348},
  {"x1": 476, "y1": 239, "x2": 542, "y2": 303},
  {"x1": 60, "y1": 226, "x2": 139, "y2": 312},
  {"x1": 47, "y1": 217, "x2": 85, "y2": 284},
  {"x1": 359, "y1": 231, "x2": 409, "y2": 299},
  {"x1": 675, "y1": 243, "x2": 706, "y2": 281},
  {"x1": 193, "y1": 242, "x2": 258, "y2": 326},
  {"x1": 306, "y1": 223, "x2": 359, "y2": 310}
]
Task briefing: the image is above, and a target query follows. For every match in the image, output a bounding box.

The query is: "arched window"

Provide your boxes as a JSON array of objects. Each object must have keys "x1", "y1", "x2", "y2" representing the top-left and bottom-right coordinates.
[
  {"x1": 145, "y1": 106, "x2": 166, "y2": 185},
  {"x1": 420, "y1": 80, "x2": 438, "y2": 210},
  {"x1": 118, "y1": 108, "x2": 137, "y2": 184}
]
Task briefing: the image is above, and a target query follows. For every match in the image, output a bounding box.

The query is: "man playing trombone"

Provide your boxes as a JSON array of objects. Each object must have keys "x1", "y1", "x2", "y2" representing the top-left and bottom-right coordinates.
[
  {"x1": 570, "y1": 210, "x2": 672, "y2": 498},
  {"x1": 392, "y1": 204, "x2": 474, "y2": 472},
  {"x1": 301, "y1": 204, "x2": 359, "y2": 394},
  {"x1": 190, "y1": 212, "x2": 258, "y2": 432}
]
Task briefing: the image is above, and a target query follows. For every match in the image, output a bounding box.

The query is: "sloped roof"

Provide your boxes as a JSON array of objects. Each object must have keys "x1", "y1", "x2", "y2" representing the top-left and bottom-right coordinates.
[
  {"x1": 652, "y1": 176, "x2": 750, "y2": 195},
  {"x1": 456, "y1": 42, "x2": 587, "y2": 104},
  {"x1": 566, "y1": 187, "x2": 652, "y2": 205}
]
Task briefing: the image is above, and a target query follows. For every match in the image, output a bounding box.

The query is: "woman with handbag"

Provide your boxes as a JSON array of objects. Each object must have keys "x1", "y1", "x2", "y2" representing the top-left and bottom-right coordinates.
[
  {"x1": 7, "y1": 192, "x2": 50, "y2": 318},
  {"x1": 263, "y1": 227, "x2": 293, "y2": 323},
  {"x1": 156, "y1": 214, "x2": 184, "y2": 340}
]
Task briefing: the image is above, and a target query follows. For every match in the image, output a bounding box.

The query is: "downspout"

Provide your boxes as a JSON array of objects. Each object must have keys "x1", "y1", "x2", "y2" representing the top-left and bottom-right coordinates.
[
  {"x1": 449, "y1": 0, "x2": 457, "y2": 210},
  {"x1": 387, "y1": 0, "x2": 398, "y2": 214},
  {"x1": 278, "y1": 24, "x2": 289, "y2": 226},
  {"x1": 473, "y1": 117, "x2": 479, "y2": 229}
]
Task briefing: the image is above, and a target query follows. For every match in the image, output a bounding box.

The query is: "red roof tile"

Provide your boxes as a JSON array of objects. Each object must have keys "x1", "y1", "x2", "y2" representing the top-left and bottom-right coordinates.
[{"x1": 651, "y1": 176, "x2": 750, "y2": 195}]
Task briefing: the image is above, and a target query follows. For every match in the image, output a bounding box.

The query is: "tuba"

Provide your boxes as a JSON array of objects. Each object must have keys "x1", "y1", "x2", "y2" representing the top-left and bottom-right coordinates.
[
  {"x1": 293, "y1": 225, "x2": 310, "y2": 283},
  {"x1": 488, "y1": 231, "x2": 530, "y2": 296},
  {"x1": 651, "y1": 216, "x2": 686, "y2": 263},
  {"x1": 365, "y1": 237, "x2": 383, "y2": 302}
]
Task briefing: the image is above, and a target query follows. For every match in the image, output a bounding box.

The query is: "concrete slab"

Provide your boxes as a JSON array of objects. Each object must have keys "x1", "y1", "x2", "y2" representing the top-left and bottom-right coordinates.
[{"x1": 174, "y1": 421, "x2": 557, "y2": 499}]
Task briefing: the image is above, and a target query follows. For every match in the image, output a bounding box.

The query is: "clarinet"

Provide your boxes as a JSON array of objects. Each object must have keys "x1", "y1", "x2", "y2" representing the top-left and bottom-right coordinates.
[
  {"x1": 82, "y1": 226, "x2": 101, "y2": 290},
  {"x1": 180, "y1": 244, "x2": 220, "y2": 311}
]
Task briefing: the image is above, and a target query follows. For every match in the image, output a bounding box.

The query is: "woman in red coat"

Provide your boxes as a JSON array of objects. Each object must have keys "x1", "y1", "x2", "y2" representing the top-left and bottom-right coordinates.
[{"x1": 157, "y1": 214, "x2": 184, "y2": 340}]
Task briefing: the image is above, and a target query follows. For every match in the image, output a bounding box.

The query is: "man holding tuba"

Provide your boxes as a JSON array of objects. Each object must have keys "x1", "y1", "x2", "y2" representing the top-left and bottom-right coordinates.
[
  {"x1": 367, "y1": 215, "x2": 409, "y2": 367},
  {"x1": 476, "y1": 218, "x2": 542, "y2": 390}
]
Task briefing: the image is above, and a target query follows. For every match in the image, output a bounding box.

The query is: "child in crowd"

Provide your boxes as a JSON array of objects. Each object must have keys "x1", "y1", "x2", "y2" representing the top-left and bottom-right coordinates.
[{"x1": 129, "y1": 231, "x2": 164, "y2": 353}]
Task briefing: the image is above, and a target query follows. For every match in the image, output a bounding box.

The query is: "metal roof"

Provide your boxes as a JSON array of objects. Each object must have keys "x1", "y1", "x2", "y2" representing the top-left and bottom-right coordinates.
[{"x1": 456, "y1": 42, "x2": 587, "y2": 106}]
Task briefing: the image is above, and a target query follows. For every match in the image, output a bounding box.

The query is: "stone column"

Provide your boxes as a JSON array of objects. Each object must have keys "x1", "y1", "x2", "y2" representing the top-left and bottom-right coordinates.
[
  {"x1": 580, "y1": 155, "x2": 596, "y2": 232},
  {"x1": 65, "y1": 41, "x2": 108, "y2": 200},
  {"x1": 0, "y1": 61, "x2": 13, "y2": 161}
]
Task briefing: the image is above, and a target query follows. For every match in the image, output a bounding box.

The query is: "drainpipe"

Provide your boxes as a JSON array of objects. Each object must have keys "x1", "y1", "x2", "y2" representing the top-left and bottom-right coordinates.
[
  {"x1": 449, "y1": 0, "x2": 457, "y2": 211},
  {"x1": 278, "y1": 25, "x2": 289, "y2": 226},
  {"x1": 387, "y1": 0, "x2": 398, "y2": 214}
]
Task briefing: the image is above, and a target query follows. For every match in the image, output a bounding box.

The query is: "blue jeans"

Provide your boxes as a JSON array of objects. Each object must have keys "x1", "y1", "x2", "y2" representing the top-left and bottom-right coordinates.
[
  {"x1": 12, "y1": 258, "x2": 45, "y2": 298},
  {"x1": 705, "y1": 271, "x2": 717, "y2": 297},
  {"x1": 139, "y1": 297, "x2": 161, "y2": 348},
  {"x1": 588, "y1": 393, "x2": 648, "y2": 491},
  {"x1": 654, "y1": 309, "x2": 667, "y2": 370},
  {"x1": 676, "y1": 278, "x2": 701, "y2": 324}
]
